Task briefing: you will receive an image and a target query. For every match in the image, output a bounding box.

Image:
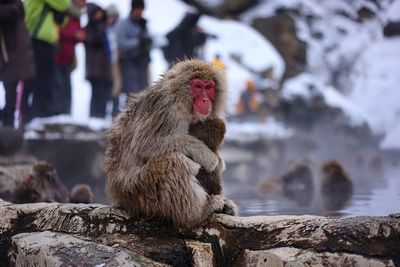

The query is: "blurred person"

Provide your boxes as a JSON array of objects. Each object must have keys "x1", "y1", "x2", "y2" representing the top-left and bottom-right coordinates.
[
  {"x1": 85, "y1": 3, "x2": 112, "y2": 118},
  {"x1": 211, "y1": 54, "x2": 226, "y2": 72},
  {"x1": 116, "y1": 0, "x2": 151, "y2": 96},
  {"x1": 53, "y1": 0, "x2": 86, "y2": 115},
  {"x1": 0, "y1": 0, "x2": 35, "y2": 128},
  {"x1": 236, "y1": 79, "x2": 262, "y2": 120},
  {"x1": 23, "y1": 0, "x2": 70, "y2": 123},
  {"x1": 162, "y1": 11, "x2": 213, "y2": 65},
  {"x1": 105, "y1": 4, "x2": 121, "y2": 117}
]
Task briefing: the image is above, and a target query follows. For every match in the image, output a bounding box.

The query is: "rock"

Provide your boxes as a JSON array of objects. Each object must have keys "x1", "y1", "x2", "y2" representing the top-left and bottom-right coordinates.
[
  {"x1": 0, "y1": 202, "x2": 399, "y2": 266},
  {"x1": 185, "y1": 240, "x2": 214, "y2": 267},
  {"x1": 10, "y1": 231, "x2": 169, "y2": 267},
  {"x1": 175, "y1": 0, "x2": 259, "y2": 18},
  {"x1": 383, "y1": 21, "x2": 400, "y2": 37},
  {"x1": 238, "y1": 247, "x2": 395, "y2": 267},
  {"x1": 357, "y1": 6, "x2": 376, "y2": 21},
  {"x1": 0, "y1": 127, "x2": 24, "y2": 156},
  {"x1": 251, "y1": 11, "x2": 307, "y2": 80}
]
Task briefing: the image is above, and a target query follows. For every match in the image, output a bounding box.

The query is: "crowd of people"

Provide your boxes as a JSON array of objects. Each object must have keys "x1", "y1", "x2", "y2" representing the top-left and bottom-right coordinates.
[{"x1": 0, "y1": 0, "x2": 213, "y2": 129}]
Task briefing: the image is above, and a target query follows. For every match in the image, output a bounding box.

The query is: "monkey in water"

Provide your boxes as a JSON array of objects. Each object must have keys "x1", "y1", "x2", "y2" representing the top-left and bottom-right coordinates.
[
  {"x1": 189, "y1": 118, "x2": 225, "y2": 196},
  {"x1": 321, "y1": 160, "x2": 353, "y2": 212},
  {"x1": 104, "y1": 59, "x2": 238, "y2": 228}
]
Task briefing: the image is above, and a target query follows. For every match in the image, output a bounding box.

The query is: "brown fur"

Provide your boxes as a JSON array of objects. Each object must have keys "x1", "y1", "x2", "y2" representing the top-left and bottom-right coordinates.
[
  {"x1": 12, "y1": 161, "x2": 70, "y2": 203},
  {"x1": 70, "y1": 184, "x2": 93, "y2": 204},
  {"x1": 280, "y1": 163, "x2": 314, "y2": 206},
  {"x1": 104, "y1": 59, "x2": 237, "y2": 228},
  {"x1": 189, "y1": 118, "x2": 226, "y2": 195},
  {"x1": 321, "y1": 160, "x2": 353, "y2": 211}
]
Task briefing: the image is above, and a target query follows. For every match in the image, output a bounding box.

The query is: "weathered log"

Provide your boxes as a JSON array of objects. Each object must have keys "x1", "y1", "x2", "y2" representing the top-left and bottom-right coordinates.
[
  {"x1": 0, "y1": 201, "x2": 399, "y2": 266},
  {"x1": 237, "y1": 248, "x2": 395, "y2": 266},
  {"x1": 10, "y1": 231, "x2": 170, "y2": 267}
]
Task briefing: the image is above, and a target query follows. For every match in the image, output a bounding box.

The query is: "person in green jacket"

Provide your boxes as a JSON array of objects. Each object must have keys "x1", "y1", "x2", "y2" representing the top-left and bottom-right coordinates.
[{"x1": 22, "y1": 0, "x2": 70, "y2": 123}]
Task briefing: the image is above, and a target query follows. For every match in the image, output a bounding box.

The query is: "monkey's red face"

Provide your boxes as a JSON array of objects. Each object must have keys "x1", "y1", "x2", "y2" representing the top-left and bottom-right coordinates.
[{"x1": 191, "y1": 78, "x2": 215, "y2": 117}]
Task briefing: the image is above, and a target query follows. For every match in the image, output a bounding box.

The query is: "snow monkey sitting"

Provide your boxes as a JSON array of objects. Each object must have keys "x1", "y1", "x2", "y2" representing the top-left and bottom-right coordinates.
[{"x1": 104, "y1": 59, "x2": 238, "y2": 228}]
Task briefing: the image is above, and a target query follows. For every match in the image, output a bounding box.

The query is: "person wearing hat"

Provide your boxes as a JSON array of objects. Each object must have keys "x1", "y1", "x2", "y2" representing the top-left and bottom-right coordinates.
[{"x1": 116, "y1": 0, "x2": 152, "y2": 96}]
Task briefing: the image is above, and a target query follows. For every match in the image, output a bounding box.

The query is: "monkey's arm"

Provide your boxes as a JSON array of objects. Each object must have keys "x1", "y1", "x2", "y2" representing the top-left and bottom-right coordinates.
[
  {"x1": 161, "y1": 134, "x2": 219, "y2": 173},
  {"x1": 215, "y1": 153, "x2": 226, "y2": 174}
]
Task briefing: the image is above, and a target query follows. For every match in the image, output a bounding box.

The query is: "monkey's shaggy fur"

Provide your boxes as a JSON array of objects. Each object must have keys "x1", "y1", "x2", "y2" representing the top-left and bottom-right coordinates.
[
  {"x1": 12, "y1": 161, "x2": 70, "y2": 204},
  {"x1": 321, "y1": 160, "x2": 353, "y2": 211},
  {"x1": 189, "y1": 118, "x2": 226, "y2": 195},
  {"x1": 104, "y1": 59, "x2": 237, "y2": 228},
  {"x1": 70, "y1": 184, "x2": 93, "y2": 204}
]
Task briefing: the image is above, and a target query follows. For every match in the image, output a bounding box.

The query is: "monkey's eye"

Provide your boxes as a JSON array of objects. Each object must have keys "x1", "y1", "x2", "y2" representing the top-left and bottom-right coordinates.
[
  {"x1": 205, "y1": 85, "x2": 211, "y2": 90},
  {"x1": 194, "y1": 83, "x2": 201, "y2": 89}
]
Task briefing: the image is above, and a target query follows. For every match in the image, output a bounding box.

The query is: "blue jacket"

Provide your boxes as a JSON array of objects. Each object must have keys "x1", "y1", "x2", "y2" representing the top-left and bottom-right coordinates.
[{"x1": 116, "y1": 16, "x2": 151, "y2": 66}]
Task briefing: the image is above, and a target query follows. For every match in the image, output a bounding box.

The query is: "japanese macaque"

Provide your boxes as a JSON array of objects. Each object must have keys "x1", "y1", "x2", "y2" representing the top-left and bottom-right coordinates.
[
  {"x1": 281, "y1": 163, "x2": 314, "y2": 206},
  {"x1": 189, "y1": 118, "x2": 225, "y2": 195},
  {"x1": 70, "y1": 184, "x2": 93, "y2": 204},
  {"x1": 321, "y1": 160, "x2": 353, "y2": 212},
  {"x1": 256, "y1": 162, "x2": 315, "y2": 205},
  {"x1": 104, "y1": 59, "x2": 238, "y2": 228},
  {"x1": 12, "y1": 161, "x2": 70, "y2": 204}
]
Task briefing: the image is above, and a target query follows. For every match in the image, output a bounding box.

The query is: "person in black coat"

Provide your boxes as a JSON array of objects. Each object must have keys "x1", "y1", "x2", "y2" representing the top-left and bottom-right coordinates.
[
  {"x1": 162, "y1": 12, "x2": 208, "y2": 65},
  {"x1": 0, "y1": 0, "x2": 35, "y2": 128},
  {"x1": 85, "y1": 3, "x2": 112, "y2": 118}
]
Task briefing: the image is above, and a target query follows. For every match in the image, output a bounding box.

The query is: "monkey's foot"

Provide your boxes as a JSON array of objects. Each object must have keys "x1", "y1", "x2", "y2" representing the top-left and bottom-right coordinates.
[{"x1": 214, "y1": 197, "x2": 238, "y2": 216}]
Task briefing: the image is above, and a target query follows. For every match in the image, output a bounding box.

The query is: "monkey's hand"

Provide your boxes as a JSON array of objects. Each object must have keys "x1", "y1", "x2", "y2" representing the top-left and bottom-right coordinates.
[
  {"x1": 172, "y1": 134, "x2": 219, "y2": 172},
  {"x1": 210, "y1": 195, "x2": 239, "y2": 216},
  {"x1": 221, "y1": 198, "x2": 239, "y2": 216},
  {"x1": 191, "y1": 147, "x2": 219, "y2": 173}
]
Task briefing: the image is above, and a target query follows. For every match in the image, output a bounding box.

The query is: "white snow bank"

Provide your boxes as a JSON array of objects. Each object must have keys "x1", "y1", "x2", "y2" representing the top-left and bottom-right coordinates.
[
  {"x1": 349, "y1": 38, "x2": 400, "y2": 137},
  {"x1": 226, "y1": 118, "x2": 293, "y2": 142}
]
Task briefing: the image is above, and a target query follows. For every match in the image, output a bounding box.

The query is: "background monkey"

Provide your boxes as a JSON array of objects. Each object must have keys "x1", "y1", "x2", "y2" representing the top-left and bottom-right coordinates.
[
  {"x1": 104, "y1": 59, "x2": 237, "y2": 228},
  {"x1": 70, "y1": 184, "x2": 93, "y2": 204},
  {"x1": 321, "y1": 160, "x2": 353, "y2": 212},
  {"x1": 12, "y1": 161, "x2": 70, "y2": 204},
  {"x1": 189, "y1": 118, "x2": 225, "y2": 195}
]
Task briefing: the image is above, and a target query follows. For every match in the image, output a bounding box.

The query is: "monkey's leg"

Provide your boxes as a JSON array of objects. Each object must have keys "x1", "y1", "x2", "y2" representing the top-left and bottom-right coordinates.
[
  {"x1": 138, "y1": 152, "x2": 228, "y2": 228},
  {"x1": 196, "y1": 170, "x2": 222, "y2": 195}
]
